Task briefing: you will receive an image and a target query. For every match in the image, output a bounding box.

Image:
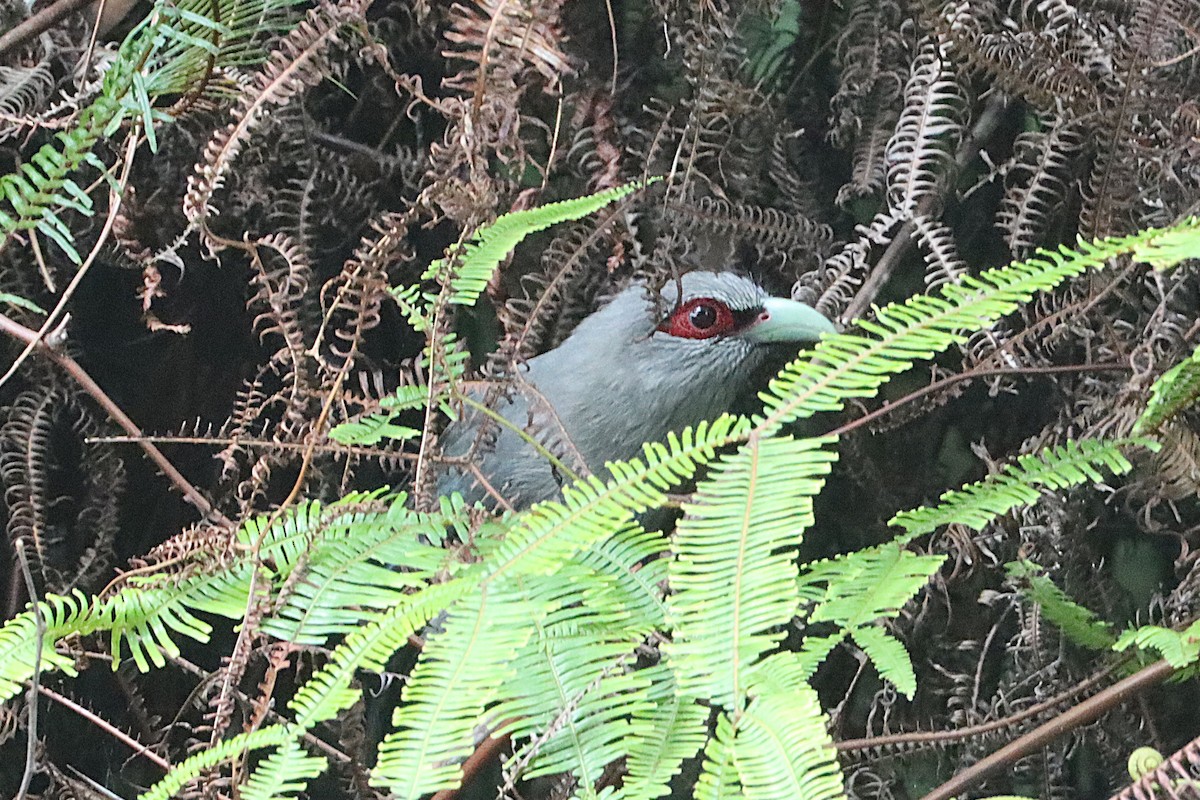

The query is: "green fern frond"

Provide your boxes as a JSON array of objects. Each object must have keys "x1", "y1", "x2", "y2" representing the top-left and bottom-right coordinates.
[
  {"x1": 849, "y1": 625, "x2": 917, "y2": 698},
  {"x1": 151, "y1": 0, "x2": 304, "y2": 96},
  {"x1": 804, "y1": 543, "x2": 945, "y2": 628},
  {"x1": 292, "y1": 418, "x2": 743, "y2": 797},
  {"x1": 1128, "y1": 215, "x2": 1200, "y2": 270},
  {"x1": 667, "y1": 435, "x2": 838, "y2": 707},
  {"x1": 742, "y1": 0, "x2": 802, "y2": 87},
  {"x1": 1, "y1": 497, "x2": 421, "y2": 701},
  {"x1": 329, "y1": 385, "x2": 428, "y2": 445},
  {"x1": 481, "y1": 415, "x2": 749, "y2": 581},
  {"x1": 799, "y1": 543, "x2": 945, "y2": 697},
  {"x1": 369, "y1": 411, "x2": 744, "y2": 798},
  {"x1": 261, "y1": 493, "x2": 462, "y2": 645},
  {"x1": 0, "y1": 0, "x2": 305, "y2": 261},
  {"x1": 373, "y1": 585, "x2": 542, "y2": 797},
  {"x1": 489, "y1": 564, "x2": 664, "y2": 786},
  {"x1": 288, "y1": 580, "x2": 469, "y2": 729},
  {"x1": 104, "y1": 579, "x2": 235, "y2": 670},
  {"x1": 624, "y1": 668, "x2": 710, "y2": 800},
  {"x1": 1006, "y1": 561, "x2": 1116, "y2": 650},
  {"x1": 0, "y1": 592, "x2": 91, "y2": 701},
  {"x1": 0, "y1": 566, "x2": 253, "y2": 702},
  {"x1": 390, "y1": 282, "x2": 432, "y2": 331},
  {"x1": 0, "y1": 87, "x2": 128, "y2": 262},
  {"x1": 1136, "y1": 343, "x2": 1200, "y2": 434},
  {"x1": 432, "y1": 178, "x2": 657, "y2": 307},
  {"x1": 499, "y1": 631, "x2": 653, "y2": 784},
  {"x1": 733, "y1": 696, "x2": 844, "y2": 800},
  {"x1": 238, "y1": 739, "x2": 326, "y2": 800},
  {"x1": 794, "y1": 634, "x2": 844, "y2": 682},
  {"x1": 757, "y1": 222, "x2": 1200, "y2": 435},
  {"x1": 732, "y1": 655, "x2": 844, "y2": 800},
  {"x1": 1114, "y1": 620, "x2": 1200, "y2": 670},
  {"x1": 695, "y1": 714, "x2": 742, "y2": 800},
  {"x1": 571, "y1": 526, "x2": 670, "y2": 631},
  {"x1": 890, "y1": 438, "x2": 1155, "y2": 538},
  {"x1": 138, "y1": 725, "x2": 292, "y2": 800}
]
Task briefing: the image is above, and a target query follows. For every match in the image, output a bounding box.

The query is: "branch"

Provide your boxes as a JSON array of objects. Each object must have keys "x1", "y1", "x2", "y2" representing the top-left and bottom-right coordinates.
[
  {"x1": 0, "y1": 0, "x2": 95, "y2": 58},
  {"x1": 0, "y1": 312, "x2": 227, "y2": 525},
  {"x1": 920, "y1": 659, "x2": 1177, "y2": 800},
  {"x1": 825, "y1": 362, "x2": 1130, "y2": 438}
]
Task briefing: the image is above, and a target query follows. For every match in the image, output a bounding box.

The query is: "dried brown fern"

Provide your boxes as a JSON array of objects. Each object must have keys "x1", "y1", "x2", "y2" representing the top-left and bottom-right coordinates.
[
  {"x1": 0, "y1": 376, "x2": 124, "y2": 599},
  {"x1": 183, "y1": 3, "x2": 362, "y2": 248}
]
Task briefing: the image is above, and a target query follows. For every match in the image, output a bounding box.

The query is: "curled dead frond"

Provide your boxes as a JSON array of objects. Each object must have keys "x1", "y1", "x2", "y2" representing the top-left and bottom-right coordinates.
[
  {"x1": 885, "y1": 38, "x2": 968, "y2": 218},
  {"x1": 0, "y1": 377, "x2": 124, "y2": 595},
  {"x1": 667, "y1": 194, "x2": 834, "y2": 253},
  {"x1": 317, "y1": 208, "x2": 418, "y2": 370},
  {"x1": 183, "y1": 4, "x2": 360, "y2": 244},
  {"x1": 998, "y1": 116, "x2": 1087, "y2": 257},
  {"x1": 829, "y1": 0, "x2": 909, "y2": 150}
]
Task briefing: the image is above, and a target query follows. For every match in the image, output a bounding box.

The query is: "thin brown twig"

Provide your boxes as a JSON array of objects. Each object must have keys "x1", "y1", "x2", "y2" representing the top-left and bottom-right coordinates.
[
  {"x1": 825, "y1": 362, "x2": 1131, "y2": 438},
  {"x1": 0, "y1": 0, "x2": 95, "y2": 58},
  {"x1": 919, "y1": 658, "x2": 1177, "y2": 800},
  {"x1": 0, "y1": 312, "x2": 226, "y2": 523},
  {"x1": 838, "y1": 658, "x2": 1123, "y2": 753},
  {"x1": 36, "y1": 684, "x2": 170, "y2": 771}
]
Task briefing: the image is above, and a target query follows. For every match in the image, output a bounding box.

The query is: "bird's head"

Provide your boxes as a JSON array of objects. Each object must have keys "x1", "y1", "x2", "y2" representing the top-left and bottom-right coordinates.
[
  {"x1": 443, "y1": 271, "x2": 835, "y2": 507},
  {"x1": 542, "y1": 271, "x2": 836, "y2": 435}
]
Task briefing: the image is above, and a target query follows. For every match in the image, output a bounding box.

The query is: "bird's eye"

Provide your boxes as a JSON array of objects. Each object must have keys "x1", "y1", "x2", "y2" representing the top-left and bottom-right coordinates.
[
  {"x1": 657, "y1": 298, "x2": 736, "y2": 339},
  {"x1": 689, "y1": 303, "x2": 717, "y2": 329}
]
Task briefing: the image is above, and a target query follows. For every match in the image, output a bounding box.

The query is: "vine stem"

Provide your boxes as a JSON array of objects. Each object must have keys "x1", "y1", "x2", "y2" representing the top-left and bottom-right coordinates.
[{"x1": 920, "y1": 658, "x2": 1177, "y2": 800}]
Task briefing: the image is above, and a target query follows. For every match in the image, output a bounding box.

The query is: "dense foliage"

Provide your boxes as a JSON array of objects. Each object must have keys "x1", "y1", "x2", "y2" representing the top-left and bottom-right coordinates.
[{"x1": 1, "y1": 1, "x2": 1200, "y2": 799}]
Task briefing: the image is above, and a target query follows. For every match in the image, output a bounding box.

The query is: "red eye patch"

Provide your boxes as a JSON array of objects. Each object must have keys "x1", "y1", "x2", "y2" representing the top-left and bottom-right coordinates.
[{"x1": 657, "y1": 297, "x2": 736, "y2": 339}]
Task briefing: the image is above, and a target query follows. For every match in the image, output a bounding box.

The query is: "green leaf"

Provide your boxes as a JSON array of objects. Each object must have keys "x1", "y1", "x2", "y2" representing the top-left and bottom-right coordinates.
[
  {"x1": 668, "y1": 436, "x2": 838, "y2": 707},
  {"x1": 0, "y1": 293, "x2": 46, "y2": 314},
  {"x1": 329, "y1": 385, "x2": 429, "y2": 445},
  {"x1": 624, "y1": 670, "x2": 710, "y2": 800},
  {"x1": 373, "y1": 586, "x2": 540, "y2": 798},
  {"x1": 805, "y1": 543, "x2": 945, "y2": 629},
  {"x1": 733, "y1": 656, "x2": 844, "y2": 800},
  {"x1": 138, "y1": 726, "x2": 292, "y2": 800},
  {"x1": 890, "y1": 438, "x2": 1154, "y2": 538},
  {"x1": 1006, "y1": 560, "x2": 1117, "y2": 650},
  {"x1": 849, "y1": 625, "x2": 916, "y2": 698},
  {"x1": 1130, "y1": 215, "x2": 1200, "y2": 270},
  {"x1": 1136, "y1": 343, "x2": 1200, "y2": 434},
  {"x1": 1114, "y1": 620, "x2": 1200, "y2": 669},
  {"x1": 239, "y1": 739, "x2": 326, "y2": 800},
  {"x1": 436, "y1": 177, "x2": 658, "y2": 307},
  {"x1": 799, "y1": 543, "x2": 942, "y2": 695}
]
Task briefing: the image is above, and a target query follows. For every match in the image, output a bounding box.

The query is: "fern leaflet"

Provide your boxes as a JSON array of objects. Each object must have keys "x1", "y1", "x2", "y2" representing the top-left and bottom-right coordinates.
[
  {"x1": 890, "y1": 438, "x2": 1155, "y2": 538},
  {"x1": 1136, "y1": 343, "x2": 1200, "y2": 434},
  {"x1": 1006, "y1": 560, "x2": 1117, "y2": 650}
]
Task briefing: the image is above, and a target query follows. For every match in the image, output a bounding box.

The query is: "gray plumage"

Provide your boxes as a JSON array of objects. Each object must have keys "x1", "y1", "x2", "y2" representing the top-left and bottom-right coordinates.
[{"x1": 439, "y1": 271, "x2": 835, "y2": 508}]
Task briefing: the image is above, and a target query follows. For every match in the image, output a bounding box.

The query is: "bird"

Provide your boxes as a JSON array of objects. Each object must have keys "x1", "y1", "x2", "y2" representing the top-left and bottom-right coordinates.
[{"x1": 438, "y1": 271, "x2": 836, "y2": 508}]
